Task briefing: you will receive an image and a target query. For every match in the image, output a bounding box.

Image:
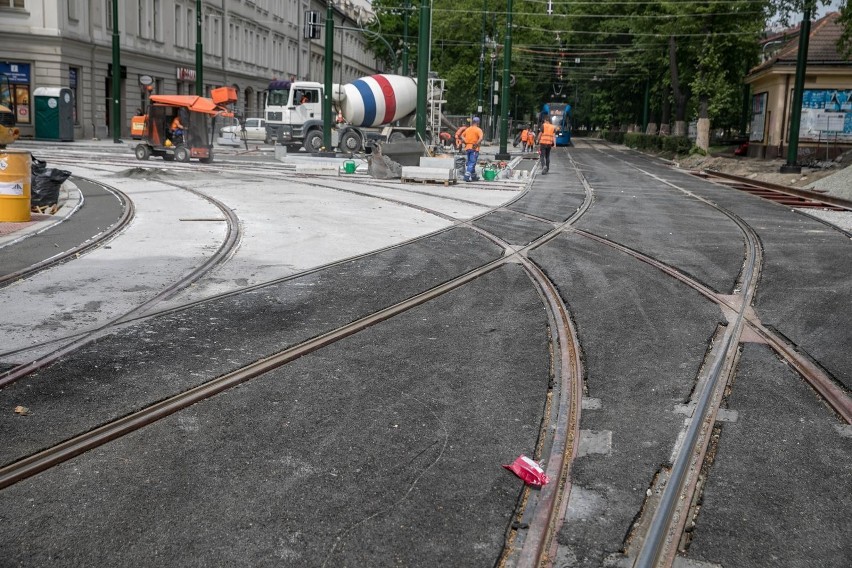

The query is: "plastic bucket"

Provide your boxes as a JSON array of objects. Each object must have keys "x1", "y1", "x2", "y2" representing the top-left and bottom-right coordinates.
[
  {"x1": 343, "y1": 160, "x2": 356, "y2": 174},
  {"x1": 0, "y1": 149, "x2": 32, "y2": 222},
  {"x1": 482, "y1": 167, "x2": 497, "y2": 181}
]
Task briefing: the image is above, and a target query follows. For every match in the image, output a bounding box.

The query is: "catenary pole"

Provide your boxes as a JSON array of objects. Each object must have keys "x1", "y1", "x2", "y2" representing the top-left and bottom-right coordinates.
[
  {"x1": 496, "y1": 0, "x2": 513, "y2": 159},
  {"x1": 196, "y1": 0, "x2": 204, "y2": 96},
  {"x1": 323, "y1": 0, "x2": 334, "y2": 150},
  {"x1": 111, "y1": 0, "x2": 121, "y2": 142},
  {"x1": 415, "y1": 0, "x2": 430, "y2": 141},
  {"x1": 781, "y1": 1, "x2": 814, "y2": 174}
]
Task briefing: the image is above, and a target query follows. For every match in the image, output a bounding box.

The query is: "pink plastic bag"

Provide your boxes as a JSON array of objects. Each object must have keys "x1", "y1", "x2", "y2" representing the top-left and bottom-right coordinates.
[{"x1": 503, "y1": 455, "x2": 549, "y2": 487}]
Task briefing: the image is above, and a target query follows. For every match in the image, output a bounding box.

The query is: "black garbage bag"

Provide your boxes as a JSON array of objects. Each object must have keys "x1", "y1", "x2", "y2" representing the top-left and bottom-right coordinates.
[
  {"x1": 31, "y1": 157, "x2": 47, "y2": 175},
  {"x1": 31, "y1": 167, "x2": 71, "y2": 207}
]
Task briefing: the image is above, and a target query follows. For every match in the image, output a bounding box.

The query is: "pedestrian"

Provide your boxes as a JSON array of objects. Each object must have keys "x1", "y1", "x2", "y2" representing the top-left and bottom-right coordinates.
[
  {"x1": 537, "y1": 113, "x2": 556, "y2": 174},
  {"x1": 462, "y1": 117, "x2": 484, "y2": 182}
]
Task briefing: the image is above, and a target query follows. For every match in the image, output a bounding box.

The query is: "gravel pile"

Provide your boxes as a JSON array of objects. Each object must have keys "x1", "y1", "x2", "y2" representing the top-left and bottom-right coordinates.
[{"x1": 805, "y1": 161, "x2": 852, "y2": 201}]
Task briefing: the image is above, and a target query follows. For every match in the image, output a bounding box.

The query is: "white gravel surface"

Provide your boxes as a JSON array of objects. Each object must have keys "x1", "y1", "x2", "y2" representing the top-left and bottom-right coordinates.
[{"x1": 1, "y1": 147, "x2": 524, "y2": 361}]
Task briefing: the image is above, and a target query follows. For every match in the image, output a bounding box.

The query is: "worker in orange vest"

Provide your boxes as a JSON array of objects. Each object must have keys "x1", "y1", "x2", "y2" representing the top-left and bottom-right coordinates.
[
  {"x1": 519, "y1": 127, "x2": 530, "y2": 152},
  {"x1": 462, "y1": 117, "x2": 484, "y2": 182},
  {"x1": 536, "y1": 113, "x2": 556, "y2": 174}
]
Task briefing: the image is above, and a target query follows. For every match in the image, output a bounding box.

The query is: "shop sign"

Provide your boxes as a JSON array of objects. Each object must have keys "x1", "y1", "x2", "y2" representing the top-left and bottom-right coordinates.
[
  {"x1": 177, "y1": 68, "x2": 196, "y2": 81},
  {"x1": 0, "y1": 62, "x2": 31, "y2": 84}
]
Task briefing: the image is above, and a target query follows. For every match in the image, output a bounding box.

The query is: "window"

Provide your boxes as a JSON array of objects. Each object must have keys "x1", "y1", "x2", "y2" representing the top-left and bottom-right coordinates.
[
  {"x1": 153, "y1": 0, "x2": 160, "y2": 41},
  {"x1": 175, "y1": 4, "x2": 183, "y2": 46},
  {"x1": 105, "y1": 0, "x2": 113, "y2": 30},
  {"x1": 69, "y1": 67, "x2": 79, "y2": 124},
  {"x1": 2, "y1": 1, "x2": 26, "y2": 8}
]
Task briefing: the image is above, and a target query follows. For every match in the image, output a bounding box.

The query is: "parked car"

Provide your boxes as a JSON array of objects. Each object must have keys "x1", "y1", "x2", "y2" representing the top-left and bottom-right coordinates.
[{"x1": 220, "y1": 118, "x2": 268, "y2": 142}]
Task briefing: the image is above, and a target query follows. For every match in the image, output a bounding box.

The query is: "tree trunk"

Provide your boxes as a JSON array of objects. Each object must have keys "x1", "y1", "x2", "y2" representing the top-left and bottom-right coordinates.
[
  {"x1": 696, "y1": 95, "x2": 710, "y2": 151},
  {"x1": 669, "y1": 36, "x2": 689, "y2": 131},
  {"x1": 659, "y1": 91, "x2": 671, "y2": 136}
]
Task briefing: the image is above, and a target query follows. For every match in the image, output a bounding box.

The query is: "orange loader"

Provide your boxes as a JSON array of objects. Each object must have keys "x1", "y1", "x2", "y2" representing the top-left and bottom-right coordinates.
[{"x1": 134, "y1": 87, "x2": 236, "y2": 163}]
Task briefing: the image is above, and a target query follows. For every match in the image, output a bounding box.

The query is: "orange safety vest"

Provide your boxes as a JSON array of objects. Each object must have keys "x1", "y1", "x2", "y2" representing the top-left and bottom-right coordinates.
[
  {"x1": 462, "y1": 125, "x2": 483, "y2": 150},
  {"x1": 539, "y1": 122, "x2": 556, "y2": 146},
  {"x1": 520, "y1": 129, "x2": 529, "y2": 144}
]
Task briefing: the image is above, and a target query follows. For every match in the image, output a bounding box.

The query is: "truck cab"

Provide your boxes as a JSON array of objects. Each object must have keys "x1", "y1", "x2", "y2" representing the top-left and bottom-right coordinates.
[{"x1": 265, "y1": 80, "x2": 323, "y2": 150}]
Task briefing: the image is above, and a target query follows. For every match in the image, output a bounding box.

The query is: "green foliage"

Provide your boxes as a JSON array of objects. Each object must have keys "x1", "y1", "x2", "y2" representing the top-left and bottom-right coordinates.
[
  {"x1": 362, "y1": 0, "x2": 848, "y2": 129},
  {"x1": 601, "y1": 130, "x2": 625, "y2": 144},
  {"x1": 839, "y1": 2, "x2": 852, "y2": 59}
]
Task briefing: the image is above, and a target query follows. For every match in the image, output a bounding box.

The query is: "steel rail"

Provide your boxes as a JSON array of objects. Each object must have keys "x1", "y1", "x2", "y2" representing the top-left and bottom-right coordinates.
[
  {"x1": 0, "y1": 161, "x2": 536, "y2": 362},
  {"x1": 571, "y1": 227, "x2": 852, "y2": 425},
  {"x1": 699, "y1": 169, "x2": 852, "y2": 211},
  {"x1": 0, "y1": 150, "x2": 591, "y2": 568},
  {"x1": 0, "y1": 256, "x2": 507, "y2": 490},
  {"x1": 0, "y1": 178, "x2": 133, "y2": 288},
  {"x1": 0, "y1": 180, "x2": 242, "y2": 389},
  {"x1": 511, "y1": 149, "x2": 595, "y2": 567},
  {"x1": 583, "y1": 147, "x2": 762, "y2": 567}
]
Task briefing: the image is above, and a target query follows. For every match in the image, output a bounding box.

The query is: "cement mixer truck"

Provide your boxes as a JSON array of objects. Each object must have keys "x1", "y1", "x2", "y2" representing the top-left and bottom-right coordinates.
[{"x1": 264, "y1": 74, "x2": 445, "y2": 153}]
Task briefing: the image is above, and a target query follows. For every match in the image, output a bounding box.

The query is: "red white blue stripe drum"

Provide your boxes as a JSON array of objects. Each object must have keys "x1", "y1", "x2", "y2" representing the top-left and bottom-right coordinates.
[{"x1": 335, "y1": 74, "x2": 418, "y2": 128}]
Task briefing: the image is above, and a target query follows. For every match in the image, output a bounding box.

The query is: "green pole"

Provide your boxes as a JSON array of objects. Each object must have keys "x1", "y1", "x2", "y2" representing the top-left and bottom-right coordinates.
[
  {"x1": 195, "y1": 0, "x2": 203, "y2": 96},
  {"x1": 323, "y1": 0, "x2": 334, "y2": 150},
  {"x1": 642, "y1": 78, "x2": 650, "y2": 133},
  {"x1": 402, "y1": 0, "x2": 410, "y2": 75},
  {"x1": 781, "y1": 2, "x2": 813, "y2": 173},
  {"x1": 111, "y1": 0, "x2": 121, "y2": 142},
  {"x1": 495, "y1": 0, "x2": 512, "y2": 159},
  {"x1": 477, "y1": 1, "x2": 486, "y2": 115},
  {"x1": 415, "y1": 0, "x2": 430, "y2": 141}
]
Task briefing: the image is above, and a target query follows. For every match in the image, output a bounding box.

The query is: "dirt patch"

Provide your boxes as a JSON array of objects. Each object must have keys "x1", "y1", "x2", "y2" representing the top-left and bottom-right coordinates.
[{"x1": 672, "y1": 150, "x2": 851, "y2": 190}]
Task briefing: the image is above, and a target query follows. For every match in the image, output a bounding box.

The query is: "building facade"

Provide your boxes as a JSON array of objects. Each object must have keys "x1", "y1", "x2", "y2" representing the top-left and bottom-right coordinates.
[
  {"x1": 0, "y1": 0, "x2": 380, "y2": 140},
  {"x1": 746, "y1": 12, "x2": 852, "y2": 160}
]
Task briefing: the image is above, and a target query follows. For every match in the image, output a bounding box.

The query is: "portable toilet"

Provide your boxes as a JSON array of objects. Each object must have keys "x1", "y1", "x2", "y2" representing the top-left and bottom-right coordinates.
[{"x1": 33, "y1": 87, "x2": 75, "y2": 141}]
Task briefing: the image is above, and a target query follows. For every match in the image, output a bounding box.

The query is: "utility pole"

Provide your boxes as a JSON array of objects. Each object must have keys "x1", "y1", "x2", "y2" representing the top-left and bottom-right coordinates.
[
  {"x1": 111, "y1": 0, "x2": 121, "y2": 143},
  {"x1": 196, "y1": 0, "x2": 204, "y2": 96},
  {"x1": 495, "y1": 0, "x2": 512, "y2": 159},
  {"x1": 781, "y1": 1, "x2": 813, "y2": 174},
  {"x1": 415, "y1": 0, "x2": 430, "y2": 141},
  {"x1": 402, "y1": 0, "x2": 410, "y2": 75},
  {"x1": 323, "y1": 0, "x2": 334, "y2": 150},
  {"x1": 477, "y1": 1, "x2": 486, "y2": 115}
]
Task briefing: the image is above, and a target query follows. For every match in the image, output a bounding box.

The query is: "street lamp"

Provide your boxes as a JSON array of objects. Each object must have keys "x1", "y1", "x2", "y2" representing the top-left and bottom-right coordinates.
[{"x1": 489, "y1": 50, "x2": 497, "y2": 140}]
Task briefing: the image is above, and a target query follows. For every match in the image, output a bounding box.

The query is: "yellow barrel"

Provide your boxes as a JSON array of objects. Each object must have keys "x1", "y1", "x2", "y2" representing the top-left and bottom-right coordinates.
[{"x1": 0, "y1": 149, "x2": 31, "y2": 222}]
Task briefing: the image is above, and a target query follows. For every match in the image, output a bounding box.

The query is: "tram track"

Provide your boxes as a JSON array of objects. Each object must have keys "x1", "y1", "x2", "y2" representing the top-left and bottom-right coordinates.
[
  {"x1": 6, "y1": 144, "x2": 846, "y2": 565},
  {"x1": 0, "y1": 179, "x2": 133, "y2": 288},
  {"x1": 0, "y1": 152, "x2": 590, "y2": 567},
  {"x1": 576, "y1": 140, "x2": 851, "y2": 567},
  {"x1": 0, "y1": 177, "x2": 243, "y2": 388}
]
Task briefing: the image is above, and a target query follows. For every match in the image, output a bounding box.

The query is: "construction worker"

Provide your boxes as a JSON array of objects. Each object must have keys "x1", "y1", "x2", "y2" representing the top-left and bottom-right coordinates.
[
  {"x1": 536, "y1": 113, "x2": 556, "y2": 174},
  {"x1": 170, "y1": 113, "x2": 185, "y2": 144},
  {"x1": 524, "y1": 126, "x2": 536, "y2": 152},
  {"x1": 519, "y1": 126, "x2": 529, "y2": 152},
  {"x1": 454, "y1": 121, "x2": 469, "y2": 152},
  {"x1": 462, "y1": 116, "x2": 484, "y2": 182}
]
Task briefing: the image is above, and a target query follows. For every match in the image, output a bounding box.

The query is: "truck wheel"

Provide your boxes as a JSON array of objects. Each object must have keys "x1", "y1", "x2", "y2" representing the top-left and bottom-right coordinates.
[
  {"x1": 388, "y1": 131, "x2": 408, "y2": 142},
  {"x1": 134, "y1": 144, "x2": 151, "y2": 160},
  {"x1": 339, "y1": 131, "x2": 361, "y2": 153},
  {"x1": 175, "y1": 145, "x2": 191, "y2": 163},
  {"x1": 304, "y1": 130, "x2": 324, "y2": 152}
]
